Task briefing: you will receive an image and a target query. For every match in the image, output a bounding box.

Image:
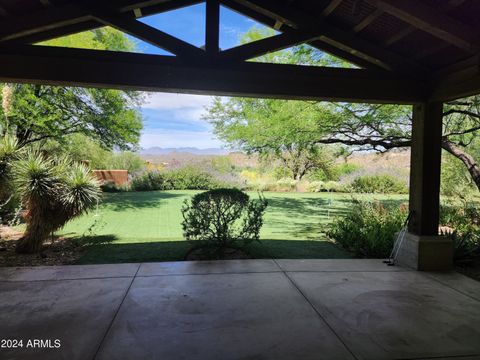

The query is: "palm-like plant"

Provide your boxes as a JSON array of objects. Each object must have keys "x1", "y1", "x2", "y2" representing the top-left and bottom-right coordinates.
[
  {"x1": 0, "y1": 135, "x2": 22, "y2": 219},
  {"x1": 14, "y1": 152, "x2": 101, "y2": 253}
]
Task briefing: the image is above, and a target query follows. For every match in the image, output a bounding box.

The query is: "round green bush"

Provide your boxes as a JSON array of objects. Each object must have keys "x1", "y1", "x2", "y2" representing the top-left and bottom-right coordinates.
[
  {"x1": 351, "y1": 174, "x2": 407, "y2": 194},
  {"x1": 181, "y1": 188, "x2": 268, "y2": 257}
]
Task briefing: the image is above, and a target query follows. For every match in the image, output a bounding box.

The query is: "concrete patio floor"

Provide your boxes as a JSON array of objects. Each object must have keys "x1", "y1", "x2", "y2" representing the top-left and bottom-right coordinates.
[{"x1": 1, "y1": 259, "x2": 480, "y2": 360}]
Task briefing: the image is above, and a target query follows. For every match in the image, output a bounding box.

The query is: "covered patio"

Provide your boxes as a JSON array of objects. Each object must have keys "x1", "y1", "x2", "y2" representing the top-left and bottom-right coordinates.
[
  {"x1": 1, "y1": 259, "x2": 480, "y2": 359},
  {"x1": 2, "y1": 0, "x2": 480, "y2": 270},
  {"x1": 1, "y1": 1, "x2": 480, "y2": 359}
]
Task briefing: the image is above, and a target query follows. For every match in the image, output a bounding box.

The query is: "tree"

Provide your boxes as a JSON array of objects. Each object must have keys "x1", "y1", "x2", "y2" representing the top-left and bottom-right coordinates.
[
  {"x1": 0, "y1": 27, "x2": 143, "y2": 150},
  {"x1": 205, "y1": 27, "x2": 480, "y2": 191},
  {"x1": 14, "y1": 152, "x2": 101, "y2": 253},
  {"x1": 207, "y1": 96, "x2": 339, "y2": 180}
]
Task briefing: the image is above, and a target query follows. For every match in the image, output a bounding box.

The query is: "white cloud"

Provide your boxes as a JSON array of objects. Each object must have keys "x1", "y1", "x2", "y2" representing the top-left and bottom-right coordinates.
[
  {"x1": 140, "y1": 129, "x2": 224, "y2": 149},
  {"x1": 143, "y1": 92, "x2": 213, "y2": 110}
]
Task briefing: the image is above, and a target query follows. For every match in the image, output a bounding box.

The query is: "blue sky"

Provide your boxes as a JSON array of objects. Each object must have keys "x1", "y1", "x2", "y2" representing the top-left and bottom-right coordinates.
[{"x1": 132, "y1": 4, "x2": 263, "y2": 149}]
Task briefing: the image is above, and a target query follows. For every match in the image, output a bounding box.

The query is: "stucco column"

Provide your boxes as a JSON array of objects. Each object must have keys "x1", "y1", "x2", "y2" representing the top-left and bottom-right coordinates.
[{"x1": 395, "y1": 102, "x2": 453, "y2": 271}]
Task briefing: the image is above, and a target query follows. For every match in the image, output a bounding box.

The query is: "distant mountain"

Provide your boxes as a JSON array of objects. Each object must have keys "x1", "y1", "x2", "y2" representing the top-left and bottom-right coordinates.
[{"x1": 140, "y1": 147, "x2": 229, "y2": 155}]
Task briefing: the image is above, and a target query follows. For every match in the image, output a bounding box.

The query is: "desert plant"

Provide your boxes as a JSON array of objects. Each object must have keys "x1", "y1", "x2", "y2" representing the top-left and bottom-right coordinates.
[
  {"x1": 326, "y1": 200, "x2": 407, "y2": 258},
  {"x1": 350, "y1": 174, "x2": 408, "y2": 194},
  {"x1": 13, "y1": 152, "x2": 101, "y2": 253},
  {"x1": 308, "y1": 180, "x2": 346, "y2": 193},
  {"x1": 165, "y1": 166, "x2": 220, "y2": 190},
  {"x1": 131, "y1": 171, "x2": 166, "y2": 191},
  {"x1": 181, "y1": 188, "x2": 268, "y2": 257},
  {"x1": 440, "y1": 200, "x2": 480, "y2": 263},
  {"x1": 100, "y1": 181, "x2": 130, "y2": 192},
  {"x1": 0, "y1": 135, "x2": 22, "y2": 222}
]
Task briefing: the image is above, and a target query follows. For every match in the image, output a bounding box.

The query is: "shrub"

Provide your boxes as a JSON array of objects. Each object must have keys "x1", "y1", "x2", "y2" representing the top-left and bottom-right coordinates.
[
  {"x1": 181, "y1": 189, "x2": 268, "y2": 257},
  {"x1": 13, "y1": 153, "x2": 101, "y2": 253},
  {"x1": 131, "y1": 171, "x2": 166, "y2": 191},
  {"x1": 440, "y1": 201, "x2": 480, "y2": 262},
  {"x1": 274, "y1": 178, "x2": 298, "y2": 191},
  {"x1": 100, "y1": 181, "x2": 130, "y2": 192},
  {"x1": 165, "y1": 166, "x2": 221, "y2": 190},
  {"x1": 350, "y1": 174, "x2": 408, "y2": 194},
  {"x1": 308, "y1": 180, "x2": 346, "y2": 193},
  {"x1": 326, "y1": 200, "x2": 407, "y2": 258}
]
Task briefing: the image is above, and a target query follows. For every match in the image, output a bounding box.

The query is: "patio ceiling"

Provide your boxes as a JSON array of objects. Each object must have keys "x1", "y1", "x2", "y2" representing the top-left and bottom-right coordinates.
[{"x1": 0, "y1": 0, "x2": 479, "y2": 103}]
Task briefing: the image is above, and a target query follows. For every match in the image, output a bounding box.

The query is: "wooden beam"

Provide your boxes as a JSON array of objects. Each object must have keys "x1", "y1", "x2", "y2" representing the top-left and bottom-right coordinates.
[
  {"x1": 383, "y1": 0, "x2": 468, "y2": 47},
  {"x1": 205, "y1": 0, "x2": 220, "y2": 55},
  {"x1": 0, "y1": 45, "x2": 428, "y2": 104},
  {"x1": 322, "y1": 0, "x2": 343, "y2": 17},
  {"x1": 118, "y1": 0, "x2": 202, "y2": 13},
  {"x1": 218, "y1": 31, "x2": 322, "y2": 61},
  {"x1": 384, "y1": 27, "x2": 415, "y2": 47},
  {"x1": 230, "y1": 0, "x2": 425, "y2": 74},
  {"x1": 91, "y1": 11, "x2": 205, "y2": 58},
  {"x1": 308, "y1": 38, "x2": 380, "y2": 69},
  {"x1": 427, "y1": 53, "x2": 480, "y2": 101},
  {"x1": 0, "y1": 0, "x2": 201, "y2": 44},
  {"x1": 222, "y1": 0, "x2": 382, "y2": 69},
  {"x1": 0, "y1": 3, "x2": 92, "y2": 42},
  {"x1": 353, "y1": 9, "x2": 383, "y2": 33},
  {"x1": 365, "y1": 0, "x2": 479, "y2": 52},
  {"x1": 6, "y1": 21, "x2": 101, "y2": 45}
]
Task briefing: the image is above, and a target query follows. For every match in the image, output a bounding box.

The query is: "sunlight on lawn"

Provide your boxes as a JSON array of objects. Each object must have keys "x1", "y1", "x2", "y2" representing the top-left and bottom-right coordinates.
[{"x1": 58, "y1": 190, "x2": 408, "y2": 243}]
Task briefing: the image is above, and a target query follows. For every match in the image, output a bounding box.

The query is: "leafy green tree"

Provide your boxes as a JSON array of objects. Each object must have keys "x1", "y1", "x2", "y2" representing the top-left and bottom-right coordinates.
[
  {"x1": 0, "y1": 27, "x2": 143, "y2": 150},
  {"x1": 45, "y1": 134, "x2": 145, "y2": 173},
  {"x1": 206, "y1": 27, "x2": 480, "y2": 191}
]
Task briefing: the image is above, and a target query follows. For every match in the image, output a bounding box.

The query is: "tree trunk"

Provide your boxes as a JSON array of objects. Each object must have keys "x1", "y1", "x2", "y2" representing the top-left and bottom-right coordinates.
[
  {"x1": 15, "y1": 224, "x2": 50, "y2": 253},
  {"x1": 442, "y1": 139, "x2": 480, "y2": 191}
]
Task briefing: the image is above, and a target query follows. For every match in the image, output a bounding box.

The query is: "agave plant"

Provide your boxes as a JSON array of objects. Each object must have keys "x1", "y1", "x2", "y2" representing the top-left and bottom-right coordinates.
[{"x1": 14, "y1": 152, "x2": 101, "y2": 253}]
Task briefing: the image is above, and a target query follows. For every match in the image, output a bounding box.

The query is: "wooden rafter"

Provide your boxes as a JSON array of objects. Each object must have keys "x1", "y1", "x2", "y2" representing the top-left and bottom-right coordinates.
[
  {"x1": 364, "y1": 0, "x2": 479, "y2": 52},
  {"x1": 353, "y1": 9, "x2": 383, "y2": 33},
  {"x1": 230, "y1": 0, "x2": 425, "y2": 74},
  {"x1": 382, "y1": 0, "x2": 469, "y2": 48},
  {"x1": 322, "y1": 0, "x2": 343, "y2": 17},
  {"x1": 430, "y1": 54, "x2": 480, "y2": 101},
  {"x1": 219, "y1": 31, "x2": 322, "y2": 61},
  {"x1": 0, "y1": 44, "x2": 429, "y2": 103},
  {"x1": 205, "y1": 0, "x2": 220, "y2": 54},
  {"x1": 0, "y1": 0, "x2": 201, "y2": 44},
  {"x1": 91, "y1": 8, "x2": 205, "y2": 58},
  {"x1": 221, "y1": 0, "x2": 380, "y2": 69}
]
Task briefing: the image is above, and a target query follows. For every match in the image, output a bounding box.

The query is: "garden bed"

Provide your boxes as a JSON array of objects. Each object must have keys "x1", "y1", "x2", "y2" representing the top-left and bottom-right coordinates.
[{"x1": 0, "y1": 226, "x2": 85, "y2": 267}]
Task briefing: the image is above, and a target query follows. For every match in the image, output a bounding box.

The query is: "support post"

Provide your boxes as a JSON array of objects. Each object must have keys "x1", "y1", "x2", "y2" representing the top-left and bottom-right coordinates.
[
  {"x1": 205, "y1": 0, "x2": 220, "y2": 56},
  {"x1": 395, "y1": 102, "x2": 453, "y2": 271}
]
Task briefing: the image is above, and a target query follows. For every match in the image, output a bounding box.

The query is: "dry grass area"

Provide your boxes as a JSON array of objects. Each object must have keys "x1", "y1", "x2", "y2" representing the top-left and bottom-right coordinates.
[{"x1": 0, "y1": 226, "x2": 85, "y2": 267}]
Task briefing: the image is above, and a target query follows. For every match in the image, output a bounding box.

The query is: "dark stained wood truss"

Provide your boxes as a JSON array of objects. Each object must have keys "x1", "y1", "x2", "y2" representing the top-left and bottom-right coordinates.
[{"x1": 0, "y1": 0, "x2": 479, "y2": 103}]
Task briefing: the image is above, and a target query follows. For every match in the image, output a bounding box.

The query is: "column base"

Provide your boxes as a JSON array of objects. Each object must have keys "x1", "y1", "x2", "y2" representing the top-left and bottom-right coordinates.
[{"x1": 395, "y1": 232, "x2": 453, "y2": 271}]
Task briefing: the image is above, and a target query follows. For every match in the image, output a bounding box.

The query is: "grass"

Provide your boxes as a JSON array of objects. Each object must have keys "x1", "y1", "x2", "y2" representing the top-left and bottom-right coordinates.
[{"x1": 56, "y1": 190, "x2": 407, "y2": 264}]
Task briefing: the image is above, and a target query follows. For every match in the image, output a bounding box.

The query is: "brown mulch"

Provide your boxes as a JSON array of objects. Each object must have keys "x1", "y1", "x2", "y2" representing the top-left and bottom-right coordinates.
[{"x1": 0, "y1": 226, "x2": 86, "y2": 267}]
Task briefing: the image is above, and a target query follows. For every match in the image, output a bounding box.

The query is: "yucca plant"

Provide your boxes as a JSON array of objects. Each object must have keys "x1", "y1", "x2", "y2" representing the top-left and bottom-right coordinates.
[
  {"x1": 14, "y1": 152, "x2": 101, "y2": 253},
  {"x1": 0, "y1": 135, "x2": 22, "y2": 221}
]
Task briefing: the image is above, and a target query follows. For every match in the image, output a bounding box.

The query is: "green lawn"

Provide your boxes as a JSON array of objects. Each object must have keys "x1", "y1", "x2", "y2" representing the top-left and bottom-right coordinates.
[{"x1": 57, "y1": 190, "x2": 407, "y2": 264}]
